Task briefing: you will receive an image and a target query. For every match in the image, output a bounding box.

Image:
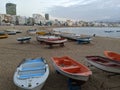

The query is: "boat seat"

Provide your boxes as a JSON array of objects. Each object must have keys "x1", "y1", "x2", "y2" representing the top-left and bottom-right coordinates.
[
  {"x1": 20, "y1": 62, "x2": 46, "y2": 71},
  {"x1": 62, "y1": 66, "x2": 80, "y2": 70},
  {"x1": 21, "y1": 66, "x2": 46, "y2": 71},
  {"x1": 58, "y1": 59, "x2": 72, "y2": 66},
  {"x1": 18, "y1": 73, "x2": 44, "y2": 79},
  {"x1": 63, "y1": 66, "x2": 81, "y2": 73},
  {"x1": 24, "y1": 58, "x2": 44, "y2": 63},
  {"x1": 18, "y1": 69, "x2": 45, "y2": 79},
  {"x1": 20, "y1": 58, "x2": 46, "y2": 71}
]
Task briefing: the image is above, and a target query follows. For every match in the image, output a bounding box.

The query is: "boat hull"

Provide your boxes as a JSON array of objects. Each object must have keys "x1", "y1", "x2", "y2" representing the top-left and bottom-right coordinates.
[
  {"x1": 36, "y1": 35, "x2": 61, "y2": 42},
  {"x1": 52, "y1": 62, "x2": 89, "y2": 81},
  {"x1": 60, "y1": 33, "x2": 80, "y2": 41},
  {"x1": 0, "y1": 32, "x2": 8, "y2": 39},
  {"x1": 16, "y1": 82, "x2": 44, "y2": 90},
  {"x1": 0, "y1": 34, "x2": 8, "y2": 38},
  {"x1": 51, "y1": 56, "x2": 92, "y2": 81},
  {"x1": 17, "y1": 37, "x2": 31, "y2": 41},
  {"x1": 44, "y1": 38, "x2": 67, "y2": 44},
  {"x1": 13, "y1": 58, "x2": 49, "y2": 90},
  {"x1": 77, "y1": 37, "x2": 92, "y2": 44},
  {"x1": 86, "y1": 56, "x2": 120, "y2": 74}
]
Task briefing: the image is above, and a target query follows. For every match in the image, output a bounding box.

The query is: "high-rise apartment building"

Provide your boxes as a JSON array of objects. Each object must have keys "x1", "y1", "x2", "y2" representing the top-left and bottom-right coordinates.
[
  {"x1": 45, "y1": 13, "x2": 49, "y2": 20},
  {"x1": 6, "y1": 3, "x2": 16, "y2": 15}
]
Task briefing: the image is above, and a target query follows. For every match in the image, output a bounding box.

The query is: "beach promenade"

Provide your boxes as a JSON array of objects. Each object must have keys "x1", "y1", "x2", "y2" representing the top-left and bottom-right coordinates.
[{"x1": 0, "y1": 26, "x2": 120, "y2": 90}]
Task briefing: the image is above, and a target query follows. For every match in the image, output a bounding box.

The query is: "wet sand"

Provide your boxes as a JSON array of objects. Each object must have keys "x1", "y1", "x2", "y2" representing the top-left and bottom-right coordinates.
[{"x1": 0, "y1": 26, "x2": 120, "y2": 90}]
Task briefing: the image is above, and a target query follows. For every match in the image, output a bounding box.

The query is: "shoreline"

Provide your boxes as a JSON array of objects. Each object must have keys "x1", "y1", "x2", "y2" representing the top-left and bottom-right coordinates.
[
  {"x1": 0, "y1": 26, "x2": 120, "y2": 39},
  {"x1": 0, "y1": 25, "x2": 120, "y2": 30}
]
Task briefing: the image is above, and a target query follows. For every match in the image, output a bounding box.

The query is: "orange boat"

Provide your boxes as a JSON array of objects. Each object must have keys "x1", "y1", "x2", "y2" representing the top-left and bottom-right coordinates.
[
  {"x1": 51, "y1": 56, "x2": 92, "y2": 81},
  {"x1": 104, "y1": 51, "x2": 120, "y2": 62}
]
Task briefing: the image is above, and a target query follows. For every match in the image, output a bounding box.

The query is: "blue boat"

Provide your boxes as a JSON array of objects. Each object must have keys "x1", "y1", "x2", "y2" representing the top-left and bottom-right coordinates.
[
  {"x1": 17, "y1": 37, "x2": 31, "y2": 43},
  {"x1": 5, "y1": 30, "x2": 16, "y2": 35},
  {"x1": 13, "y1": 57, "x2": 49, "y2": 90},
  {"x1": 77, "y1": 37, "x2": 92, "y2": 44},
  {"x1": 116, "y1": 30, "x2": 120, "y2": 32},
  {"x1": 104, "y1": 31, "x2": 114, "y2": 33}
]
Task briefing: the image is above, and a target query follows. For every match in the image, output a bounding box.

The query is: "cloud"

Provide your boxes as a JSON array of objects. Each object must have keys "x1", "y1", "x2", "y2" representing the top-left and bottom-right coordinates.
[
  {"x1": 48, "y1": 0, "x2": 98, "y2": 7},
  {"x1": 48, "y1": 0, "x2": 120, "y2": 21}
]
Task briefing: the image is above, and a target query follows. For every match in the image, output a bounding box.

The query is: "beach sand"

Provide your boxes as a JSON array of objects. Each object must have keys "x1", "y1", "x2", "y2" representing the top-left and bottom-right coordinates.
[{"x1": 0, "y1": 26, "x2": 120, "y2": 90}]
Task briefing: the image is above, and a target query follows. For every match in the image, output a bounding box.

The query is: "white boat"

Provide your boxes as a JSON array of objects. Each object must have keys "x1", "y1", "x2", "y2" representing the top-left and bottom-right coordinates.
[
  {"x1": 27, "y1": 29, "x2": 37, "y2": 35},
  {"x1": 77, "y1": 37, "x2": 92, "y2": 44},
  {"x1": 36, "y1": 35, "x2": 61, "y2": 42},
  {"x1": 43, "y1": 38, "x2": 67, "y2": 48},
  {"x1": 44, "y1": 38, "x2": 67, "y2": 44},
  {"x1": 5, "y1": 29, "x2": 22, "y2": 34},
  {"x1": 51, "y1": 30, "x2": 61, "y2": 35},
  {"x1": 60, "y1": 33, "x2": 81, "y2": 41},
  {"x1": 5, "y1": 30, "x2": 16, "y2": 35},
  {"x1": 85, "y1": 56, "x2": 120, "y2": 74},
  {"x1": 13, "y1": 57, "x2": 49, "y2": 90}
]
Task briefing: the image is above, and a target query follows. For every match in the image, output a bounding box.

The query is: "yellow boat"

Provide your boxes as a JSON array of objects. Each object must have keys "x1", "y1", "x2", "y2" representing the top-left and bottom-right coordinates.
[
  {"x1": 0, "y1": 32, "x2": 8, "y2": 39},
  {"x1": 36, "y1": 31, "x2": 47, "y2": 35}
]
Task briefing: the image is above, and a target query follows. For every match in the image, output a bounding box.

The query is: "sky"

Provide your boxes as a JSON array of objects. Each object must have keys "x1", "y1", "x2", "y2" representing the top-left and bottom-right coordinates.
[{"x1": 0, "y1": 0, "x2": 120, "y2": 21}]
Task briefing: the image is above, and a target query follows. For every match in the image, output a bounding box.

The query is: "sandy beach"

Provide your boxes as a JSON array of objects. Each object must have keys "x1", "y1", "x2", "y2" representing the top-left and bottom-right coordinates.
[{"x1": 0, "y1": 26, "x2": 120, "y2": 90}]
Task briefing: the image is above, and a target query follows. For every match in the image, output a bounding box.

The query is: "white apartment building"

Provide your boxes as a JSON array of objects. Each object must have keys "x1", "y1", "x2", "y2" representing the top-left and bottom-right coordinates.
[
  {"x1": 66, "y1": 20, "x2": 73, "y2": 26},
  {"x1": 11, "y1": 15, "x2": 17, "y2": 24},
  {"x1": 27, "y1": 17, "x2": 34, "y2": 25},
  {"x1": 0, "y1": 14, "x2": 12, "y2": 25},
  {"x1": 0, "y1": 14, "x2": 4, "y2": 24},
  {"x1": 17, "y1": 16, "x2": 27, "y2": 25},
  {"x1": 33, "y1": 14, "x2": 45, "y2": 25}
]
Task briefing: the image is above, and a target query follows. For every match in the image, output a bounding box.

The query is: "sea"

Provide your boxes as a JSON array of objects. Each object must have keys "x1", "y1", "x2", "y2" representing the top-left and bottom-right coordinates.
[{"x1": 53, "y1": 27, "x2": 120, "y2": 38}]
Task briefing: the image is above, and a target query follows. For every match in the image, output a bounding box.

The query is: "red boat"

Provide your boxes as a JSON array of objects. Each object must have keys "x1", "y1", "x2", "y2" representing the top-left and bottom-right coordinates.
[{"x1": 51, "y1": 56, "x2": 92, "y2": 81}]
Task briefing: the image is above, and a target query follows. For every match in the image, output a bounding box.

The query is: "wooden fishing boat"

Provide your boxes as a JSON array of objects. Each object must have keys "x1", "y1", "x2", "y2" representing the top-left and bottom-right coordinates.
[
  {"x1": 85, "y1": 56, "x2": 120, "y2": 74},
  {"x1": 13, "y1": 57, "x2": 49, "y2": 90},
  {"x1": 104, "y1": 51, "x2": 120, "y2": 62},
  {"x1": 36, "y1": 35, "x2": 61, "y2": 42},
  {"x1": 36, "y1": 31, "x2": 48, "y2": 35},
  {"x1": 44, "y1": 38, "x2": 67, "y2": 44},
  {"x1": 0, "y1": 32, "x2": 8, "y2": 39},
  {"x1": 17, "y1": 37, "x2": 31, "y2": 43},
  {"x1": 27, "y1": 29, "x2": 37, "y2": 35},
  {"x1": 116, "y1": 30, "x2": 120, "y2": 32},
  {"x1": 44, "y1": 38, "x2": 67, "y2": 47},
  {"x1": 104, "y1": 31, "x2": 114, "y2": 33},
  {"x1": 5, "y1": 29, "x2": 22, "y2": 33},
  {"x1": 5, "y1": 30, "x2": 16, "y2": 35},
  {"x1": 77, "y1": 37, "x2": 92, "y2": 44},
  {"x1": 51, "y1": 56, "x2": 92, "y2": 81},
  {"x1": 60, "y1": 33, "x2": 81, "y2": 41},
  {"x1": 51, "y1": 30, "x2": 61, "y2": 36}
]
